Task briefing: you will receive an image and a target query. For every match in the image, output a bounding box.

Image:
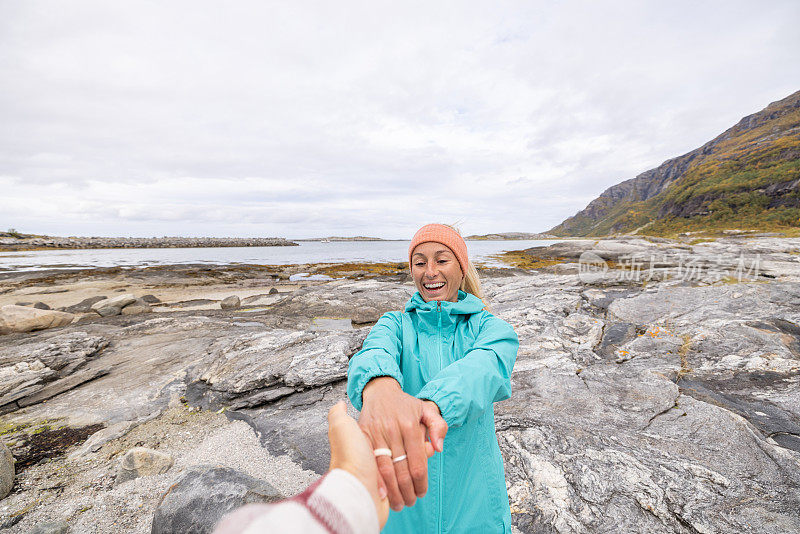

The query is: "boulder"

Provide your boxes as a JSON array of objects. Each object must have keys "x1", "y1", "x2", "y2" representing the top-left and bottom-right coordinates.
[
  {"x1": 0, "y1": 441, "x2": 14, "y2": 498},
  {"x1": 269, "y1": 287, "x2": 279, "y2": 295},
  {"x1": 115, "y1": 447, "x2": 173, "y2": 485},
  {"x1": 29, "y1": 521, "x2": 68, "y2": 534},
  {"x1": 151, "y1": 466, "x2": 281, "y2": 534},
  {"x1": 91, "y1": 294, "x2": 137, "y2": 317},
  {"x1": 220, "y1": 296, "x2": 240, "y2": 310},
  {"x1": 140, "y1": 294, "x2": 161, "y2": 304},
  {"x1": 33, "y1": 302, "x2": 51, "y2": 310},
  {"x1": 120, "y1": 299, "x2": 152, "y2": 315},
  {"x1": 0, "y1": 306, "x2": 74, "y2": 335},
  {"x1": 62, "y1": 296, "x2": 107, "y2": 314}
]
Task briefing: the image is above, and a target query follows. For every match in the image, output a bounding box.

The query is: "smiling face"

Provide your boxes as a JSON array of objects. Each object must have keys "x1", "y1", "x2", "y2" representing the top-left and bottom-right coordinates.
[{"x1": 411, "y1": 242, "x2": 464, "y2": 303}]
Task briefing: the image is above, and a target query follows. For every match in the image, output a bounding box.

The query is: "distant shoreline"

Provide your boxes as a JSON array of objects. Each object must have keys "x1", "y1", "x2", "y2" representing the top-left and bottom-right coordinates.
[{"x1": 0, "y1": 235, "x2": 298, "y2": 252}]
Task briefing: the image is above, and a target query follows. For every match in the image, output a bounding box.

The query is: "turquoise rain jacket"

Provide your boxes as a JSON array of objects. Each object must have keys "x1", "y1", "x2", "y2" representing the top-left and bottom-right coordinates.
[{"x1": 347, "y1": 290, "x2": 518, "y2": 534}]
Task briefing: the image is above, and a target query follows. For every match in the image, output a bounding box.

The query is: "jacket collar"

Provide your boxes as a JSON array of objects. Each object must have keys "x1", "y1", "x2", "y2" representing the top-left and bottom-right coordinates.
[{"x1": 404, "y1": 290, "x2": 484, "y2": 315}]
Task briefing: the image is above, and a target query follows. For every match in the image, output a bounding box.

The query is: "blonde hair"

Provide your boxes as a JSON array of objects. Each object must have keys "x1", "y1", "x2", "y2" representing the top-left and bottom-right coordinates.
[
  {"x1": 442, "y1": 224, "x2": 490, "y2": 312},
  {"x1": 460, "y1": 259, "x2": 490, "y2": 312}
]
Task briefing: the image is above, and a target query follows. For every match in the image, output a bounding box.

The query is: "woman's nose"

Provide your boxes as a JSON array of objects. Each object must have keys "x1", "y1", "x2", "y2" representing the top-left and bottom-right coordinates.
[{"x1": 425, "y1": 264, "x2": 438, "y2": 278}]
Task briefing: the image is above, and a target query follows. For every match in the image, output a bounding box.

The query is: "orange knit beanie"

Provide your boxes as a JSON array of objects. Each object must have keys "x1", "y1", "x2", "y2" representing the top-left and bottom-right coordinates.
[{"x1": 408, "y1": 224, "x2": 469, "y2": 274}]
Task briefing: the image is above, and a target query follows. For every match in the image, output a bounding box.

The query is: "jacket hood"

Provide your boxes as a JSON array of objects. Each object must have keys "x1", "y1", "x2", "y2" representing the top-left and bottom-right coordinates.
[{"x1": 405, "y1": 290, "x2": 485, "y2": 315}]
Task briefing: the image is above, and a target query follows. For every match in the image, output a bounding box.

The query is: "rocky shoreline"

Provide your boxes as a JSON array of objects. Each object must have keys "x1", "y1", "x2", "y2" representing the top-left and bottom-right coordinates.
[
  {"x1": 1, "y1": 237, "x2": 799, "y2": 533},
  {"x1": 0, "y1": 235, "x2": 298, "y2": 252}
]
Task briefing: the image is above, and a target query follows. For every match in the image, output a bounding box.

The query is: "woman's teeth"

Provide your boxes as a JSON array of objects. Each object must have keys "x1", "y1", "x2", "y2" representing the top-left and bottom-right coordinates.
[{"x1": 424, "y1": 282, "x2": 445, "y2": 290}]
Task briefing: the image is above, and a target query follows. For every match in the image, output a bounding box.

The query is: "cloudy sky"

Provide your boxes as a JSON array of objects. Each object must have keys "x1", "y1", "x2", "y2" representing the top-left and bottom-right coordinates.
[{"x1": 1, "y1": 1, "x2": 799, "y2": 239}]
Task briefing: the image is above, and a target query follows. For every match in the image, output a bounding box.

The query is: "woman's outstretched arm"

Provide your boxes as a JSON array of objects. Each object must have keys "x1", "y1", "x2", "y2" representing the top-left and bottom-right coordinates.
[
  {"x1": 347, "y1": 313, "x2": 446, "y2": 513},
  {"x1": 347, "y1": 312, "x2": 406, "y2": 411}
]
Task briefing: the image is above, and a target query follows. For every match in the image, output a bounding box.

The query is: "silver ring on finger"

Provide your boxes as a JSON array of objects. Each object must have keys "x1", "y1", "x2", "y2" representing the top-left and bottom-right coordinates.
[{"x1": 392, "y1": 454, "x2": 407, "y2": 463}]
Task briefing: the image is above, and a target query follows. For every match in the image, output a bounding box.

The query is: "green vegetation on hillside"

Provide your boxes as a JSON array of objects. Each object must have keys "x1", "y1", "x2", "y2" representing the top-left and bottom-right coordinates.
[{"x1": 550, "y1": 91, "x2": 800, "y2": 237}]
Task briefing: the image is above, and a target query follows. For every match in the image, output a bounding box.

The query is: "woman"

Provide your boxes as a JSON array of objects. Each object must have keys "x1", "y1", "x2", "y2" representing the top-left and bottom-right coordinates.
[{"x1": 347, "y1": 223, "x2": 519, "y2": 533}]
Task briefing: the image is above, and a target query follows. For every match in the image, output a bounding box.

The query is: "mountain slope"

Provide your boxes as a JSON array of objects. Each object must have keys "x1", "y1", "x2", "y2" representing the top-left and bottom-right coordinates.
[{"x1": 549, "y1": 90, "x2": 800, "y2": 236}]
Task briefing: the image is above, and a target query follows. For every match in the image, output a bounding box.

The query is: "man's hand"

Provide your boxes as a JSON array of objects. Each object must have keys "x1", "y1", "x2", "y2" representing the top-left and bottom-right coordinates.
[
  {"x1": 328, "y1": 401, "x2": 390, "y2": 528},
  {"x1": 359, "y1": 377, "x2": 448, "y2": 512}
]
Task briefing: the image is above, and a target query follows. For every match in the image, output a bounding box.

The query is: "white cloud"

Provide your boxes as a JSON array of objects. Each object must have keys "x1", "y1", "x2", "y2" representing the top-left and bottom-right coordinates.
[{"x1": 1, "y1": 0, "x2": 799, "y2": 238}]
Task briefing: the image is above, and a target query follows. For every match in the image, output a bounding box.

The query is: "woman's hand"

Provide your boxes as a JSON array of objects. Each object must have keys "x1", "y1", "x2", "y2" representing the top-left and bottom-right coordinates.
[
  {"x1": 359, "y1": 377, "x2": 448, "y2": 512},
  {"x1": 328, "y1": 401, "x2": 390, "y2": 528}
]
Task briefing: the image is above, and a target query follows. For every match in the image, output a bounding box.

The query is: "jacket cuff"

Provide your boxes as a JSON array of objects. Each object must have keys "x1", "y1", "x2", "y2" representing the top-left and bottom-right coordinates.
[
  {"x1": 348, "y1": 351, "x2": 404, "y2": 411},
  {"x1": 416, "y1": 384, "x2": 462, "y2": 428}
]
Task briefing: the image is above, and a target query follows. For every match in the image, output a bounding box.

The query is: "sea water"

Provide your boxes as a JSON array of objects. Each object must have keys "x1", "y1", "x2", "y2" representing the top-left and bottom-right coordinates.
[{"x1": 0, "y1": 240, "x2": 556, "y2": 273}]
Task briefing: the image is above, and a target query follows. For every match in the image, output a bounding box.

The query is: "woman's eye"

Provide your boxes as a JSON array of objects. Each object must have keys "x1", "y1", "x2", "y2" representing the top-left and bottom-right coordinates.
[
  {"x1": 415, "y1": 262, "x2": 425, "y2": 267},
  {"x1": 438, "y1": 259, "x2": 448, "y2": 264}
]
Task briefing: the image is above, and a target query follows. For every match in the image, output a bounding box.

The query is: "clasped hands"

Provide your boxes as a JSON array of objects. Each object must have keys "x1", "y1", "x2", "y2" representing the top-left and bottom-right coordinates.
[{"x1": 358, "y1": 376, "x2": 448, "y2": 512}]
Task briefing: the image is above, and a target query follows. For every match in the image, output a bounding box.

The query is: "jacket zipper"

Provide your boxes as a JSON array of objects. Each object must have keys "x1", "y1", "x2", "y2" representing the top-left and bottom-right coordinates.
[{"x1": 437, "y1": 300, "x2": 443, "y2": 534}]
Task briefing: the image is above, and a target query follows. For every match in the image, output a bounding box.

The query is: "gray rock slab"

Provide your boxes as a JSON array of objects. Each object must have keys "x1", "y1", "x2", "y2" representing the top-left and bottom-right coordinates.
[
  {"x1": 171, "y1": 299, "x2": 216, "y2": 308},
  {"x1": 499, "y1": 385, "x2": 800, "y2": 533},
  {"x1": 16, "y1": 365, "x2": 111, "y2": 410},
  {"x1": 607, "y1": 284, "x2": 783, "y2": 327},
  {"x1": 151, "y1": 465, "x2": 281, "y2": 534},
  {"x1": 187, "y1": 327, "x2": 368, "y2": 409},
  {"x1": 483, "y1": 266, "x2": 800, "y2": 532},
  {"x1": 311, "y1": 317, "x2": 353, "y2": 331},
  {"x1": 0, "y1": 332, "x2": 109, "y2": 414},
  {"x1": 0, "y1": 331, "x2": 108, "y2": 372},
  {"x1": 266, "y1": 279, "x2": 411, "y2": 325},
  {"x1": 677, "y1": 376, "x2": 800, "y2": 453},
  {"x1": 0, "y1": 315, "x2": 270, "y2": 429}
]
